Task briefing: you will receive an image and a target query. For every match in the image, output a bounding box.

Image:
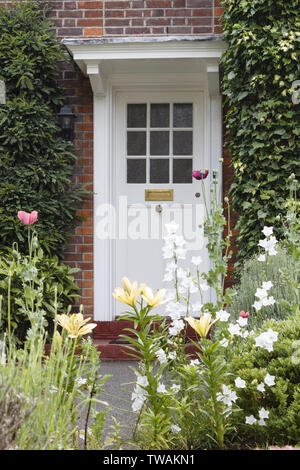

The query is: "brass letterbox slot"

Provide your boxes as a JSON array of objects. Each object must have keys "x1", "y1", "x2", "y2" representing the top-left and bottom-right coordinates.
[{"x1": 145, "y1": 189, "x2": 174, "y2": 201}]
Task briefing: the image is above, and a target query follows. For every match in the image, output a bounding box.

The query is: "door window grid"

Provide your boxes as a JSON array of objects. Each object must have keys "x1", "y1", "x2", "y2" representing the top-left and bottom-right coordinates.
[{"x1": 126, "y1": 102, "x2": 193, "y2": 184}]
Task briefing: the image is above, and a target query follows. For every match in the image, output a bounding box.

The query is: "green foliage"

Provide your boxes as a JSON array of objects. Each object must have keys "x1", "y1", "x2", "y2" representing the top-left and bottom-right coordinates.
[
  {"x1": 227, "y1": 314, "x2": 300, "y2": 448},
  {"x1": 221, "y1": 0, "x2": 300, "y2": 267},
  {"x1": 228, "y1": 244, "x2": 296, "y2": 325},
  {"x1": 0, "y1": 329, "x2": 109, "y2": 449},
  {"x1": 0, "y1": 241, "x2": 80, "y2": 344},
  {"x1": 0, "y1": 0, "x2": 85, "y2": 256}
]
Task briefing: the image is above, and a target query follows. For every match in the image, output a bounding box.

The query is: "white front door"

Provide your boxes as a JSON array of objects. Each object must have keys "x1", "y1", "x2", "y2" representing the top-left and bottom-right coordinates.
[{"x1": 112, "y1": 91, "x2": 212, "y2": 316}]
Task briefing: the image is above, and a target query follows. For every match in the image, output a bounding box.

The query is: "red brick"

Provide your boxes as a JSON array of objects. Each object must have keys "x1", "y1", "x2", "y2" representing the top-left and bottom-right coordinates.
[
  {"x1": 132, "y1": 18, "x2": 144, "y2": 26},
  {"x1": 146, "y1": 17, "x2": 171, "y2": 26},
  {"x1": 105, "y1": 1, "x2": 130, "y2": 8},
  {"x1": 125, "y1": 9, "x2": 143, "y2": 17},
  {"x1": 64, "y1": 19, "x2": 76, "y2": 27},
  {"x1": 214, "y1": 25, "x2": 222, "y2": 33},
  {"x1": 64, "y1": 1, "x2": 77, "y2": 9},
  {"x1": 151, "y1": 27, "x2": 165, "y2": 34},
  {"x1": 57, "y1": 27, "x2": 83, "y2": 36},
  {"x1": 166, "y1": 8, "x2": 191, "y2": 16},
  {"x1": 131, "y1": 0, "x2": 144, "y2": 7},
  {"x1": 78, "y1": 1, "x2": 103, "y2": 8},
  {"x1": 166, "y1": 26, "x2": 191, "y2": 34},
  {"x1": 124, "y1": 27, "x2": 151, "y2": 34},
  {"x1": 83, "y1": 270, "x2": 94, "y2": 279},
  {"x1": 78, "y1": 19, "x2": 103, "y2": 27},
  {"x1": 84, "y1": 27, "x2": 103, "y2": 35},
  {"x1": 192, "y1": 8, "x2": 213, "y2": 16},
  {"x1": 85, "y1": 10, "x2": 103, "y2": 18},
  {"x1": 192, "y1": 26, "x2": 213, "y2": 33},
  {"x1": 105, "y1": 27, "x2": 124, "y2": 34},
  {"x1": 83, "y1": 288, "x2": 94, "y2": 296},
  {"x1": 146, "y1": 0, "x2": 171, "y2": 7},
  {"x1": 172, "y1": 0, "x2": 186, "y2": 6},
  {"x1": 105, "y1": 18, "x2": 130, "y2": 26},
  {"x1": 77, "y1": 227, "x2": 93, "y2": 235},
  {"x1": 186, "y1": 0, "x2": 212, "y2": 7},
  {"x1": 172, "y1": 17, "x2": 186, "y2": 25},
  {"x1": 105, "y1": 9, "x2": 125, "y2": 18},
  {"x1": 214, "y1": 7, "x2": 224, "y2": 16},
  {"x1": 188, "y1": 17, "x2": 212, "y2": 25},
  {"x1": 149, "y1": 9, "x2": 164, "y2": 16},
  {"x1": 58, "y1": 10, "x2": 83, "y2": 18}
]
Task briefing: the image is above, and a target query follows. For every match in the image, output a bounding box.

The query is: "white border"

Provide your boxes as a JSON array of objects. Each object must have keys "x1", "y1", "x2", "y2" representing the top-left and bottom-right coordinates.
[{"x1": 64, "y1": 40, "x2": 225, "y2": 321}]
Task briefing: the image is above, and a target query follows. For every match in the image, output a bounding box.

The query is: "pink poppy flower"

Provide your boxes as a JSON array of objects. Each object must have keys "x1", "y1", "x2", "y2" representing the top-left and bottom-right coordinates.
[
  {"x1": 240, "y1": 310, "x2": 249, "y2": 318},
  {"x1": 17, "y1": 210, "x2": 38, "y2": 225},
  {"x1": 192, "y1": 170, "x2": 209, "y2": 180}
]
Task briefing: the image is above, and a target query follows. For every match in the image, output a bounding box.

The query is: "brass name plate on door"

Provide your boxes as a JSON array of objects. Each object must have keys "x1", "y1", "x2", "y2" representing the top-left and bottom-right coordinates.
[{"x1": 145, "y1": 189, "x2": 174, "y2": 201}]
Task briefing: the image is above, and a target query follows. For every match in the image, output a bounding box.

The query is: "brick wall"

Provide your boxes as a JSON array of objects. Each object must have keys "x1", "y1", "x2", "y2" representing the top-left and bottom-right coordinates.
[
  {"x1": 46, "y1": 0, "x2": 223, "y2": 38},
  {"x1": 57, "y1": 63, "x2": 95, "y2": 316}
]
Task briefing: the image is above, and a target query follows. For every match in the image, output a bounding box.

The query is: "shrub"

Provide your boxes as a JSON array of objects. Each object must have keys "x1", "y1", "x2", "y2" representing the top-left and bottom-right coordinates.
[
  {"x1": 0, "y1": 385, "x2": 33, "y2": 450},
  {"x1": 0, "y1": 245, "x2": 80, "y2": 344},
  {"x1": 228, "y1": 244, "x2": 296, "y2": 326},
  {"x1": 221, "y1": 0, "x2": 300, "y2": 267},
  {"x1": 0, "y1": 0, "x2": 85, "y2": 257},
  {"x1": 226, "y1": 314, "x2": 300, "y2": 448}
]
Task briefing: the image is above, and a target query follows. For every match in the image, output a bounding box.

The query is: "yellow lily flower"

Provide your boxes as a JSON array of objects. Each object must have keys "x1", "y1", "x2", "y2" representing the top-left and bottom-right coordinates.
[
  {"x1": 56, "y1": 313, "x2": 97, "y2": 339},
  {"x1": 112, "y1": 277, "x2": 145, "y2": 307},
  {"x1": 142, "y1": 286, "x2": 167, "y2": 309},
  {"x1": 185, "y1": 313, "x2": 217, "y2": 338}
]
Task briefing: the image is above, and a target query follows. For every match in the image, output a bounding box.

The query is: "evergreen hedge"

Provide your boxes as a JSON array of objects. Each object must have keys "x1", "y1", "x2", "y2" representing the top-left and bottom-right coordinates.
[
  {"x1": 0, "y1": 0, "x2": 84, "y2": 257},
  {"x1": 221, "y1": 0, "x2": 300, "y2": 268}
]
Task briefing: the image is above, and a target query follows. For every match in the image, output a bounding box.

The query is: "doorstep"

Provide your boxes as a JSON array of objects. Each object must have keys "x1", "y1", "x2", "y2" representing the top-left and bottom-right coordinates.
[{"x1": 93, "y1": 320, "x2": 199, "y2": 361}]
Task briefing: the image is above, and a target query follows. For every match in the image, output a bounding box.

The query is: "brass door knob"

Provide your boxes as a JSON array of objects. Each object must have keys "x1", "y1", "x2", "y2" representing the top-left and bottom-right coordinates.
[{"x1": 195, "y1": 192, "x2": 201, "y2": 198}]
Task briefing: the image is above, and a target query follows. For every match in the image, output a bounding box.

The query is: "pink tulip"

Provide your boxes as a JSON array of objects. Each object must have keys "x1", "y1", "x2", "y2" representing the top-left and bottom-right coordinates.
[
  {"x1": 240, "y1": 310, "x2": 249, "y2": 318},
  {"x1": 17, "y1": 210, "x2": 38, "y2": 225},
  {"x1": 192, "y1": 170, "x2": 209, "y2": 180}
]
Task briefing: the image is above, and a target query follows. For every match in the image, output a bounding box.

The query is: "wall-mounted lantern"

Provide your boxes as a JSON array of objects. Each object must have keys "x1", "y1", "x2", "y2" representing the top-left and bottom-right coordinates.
[{"x1": 58, "y1": 104, "x2": 76, "y2": 141}]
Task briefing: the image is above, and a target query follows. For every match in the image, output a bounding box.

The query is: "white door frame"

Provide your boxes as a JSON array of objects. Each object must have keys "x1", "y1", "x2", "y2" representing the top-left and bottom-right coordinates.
[
  {"x1": 93, "y1": 72, "x2": 222, "y2": 321},
  {"x1": 63, "y1": 38, "x2": 225, "y2": 321}
]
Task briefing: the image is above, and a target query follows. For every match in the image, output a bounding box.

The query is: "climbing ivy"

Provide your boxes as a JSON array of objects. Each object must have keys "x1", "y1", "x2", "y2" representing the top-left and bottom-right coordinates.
[{"x1": 221, "y1": 0, "x2": 300, "y2": 269}]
